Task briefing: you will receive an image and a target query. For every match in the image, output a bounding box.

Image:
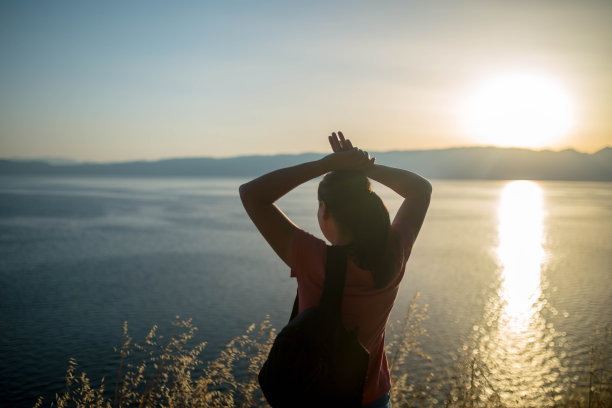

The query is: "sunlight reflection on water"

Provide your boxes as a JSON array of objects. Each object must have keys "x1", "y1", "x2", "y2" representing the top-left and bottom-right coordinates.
[
  {"x1": 466, "y1": 181, "x2": 566, "y2": 406},
  {"x1": 497, "y1": 180, "x2": 545, "y2": 332}
]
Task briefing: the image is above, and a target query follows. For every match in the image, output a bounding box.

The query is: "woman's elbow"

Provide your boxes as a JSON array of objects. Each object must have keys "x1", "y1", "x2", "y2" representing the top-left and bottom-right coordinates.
[
  {"x1": 239, "y1": 182, "x2": 253, "y2": 205},
  {"x1": 423, "y1": 179, "x2": 433, "y2": 196},
  {"x1": 415, "y1": 178, "x2": 432, "y2": 198},
  {"x1": 239, "y1": 182, "x2": 247, "y2": 196},
  {"x1": 239, "y1": 181, "x2": 263, "y2": 207}
]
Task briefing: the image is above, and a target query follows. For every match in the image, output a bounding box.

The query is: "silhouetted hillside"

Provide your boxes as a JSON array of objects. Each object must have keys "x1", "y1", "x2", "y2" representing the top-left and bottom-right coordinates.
[{"x1": 1, "y1": 147, "x2": 611, "y2": 181}]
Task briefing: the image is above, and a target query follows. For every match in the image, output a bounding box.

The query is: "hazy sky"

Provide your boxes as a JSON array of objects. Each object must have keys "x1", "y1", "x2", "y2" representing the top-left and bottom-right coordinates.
[{"x1": 1, "y1": 1, "x2": 611, "y2": 161}]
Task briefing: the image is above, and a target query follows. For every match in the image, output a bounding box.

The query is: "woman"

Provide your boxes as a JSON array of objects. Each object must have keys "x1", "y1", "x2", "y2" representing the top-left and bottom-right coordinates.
[{"x1": 239, "y1": 132, "x2": 431, "y2": 408}]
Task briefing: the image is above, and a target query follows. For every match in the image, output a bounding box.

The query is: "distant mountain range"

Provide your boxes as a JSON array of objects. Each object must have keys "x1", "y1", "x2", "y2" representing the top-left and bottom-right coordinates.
[{"x1": 1, "y1": 146, "x2": 611, "y2": 181}]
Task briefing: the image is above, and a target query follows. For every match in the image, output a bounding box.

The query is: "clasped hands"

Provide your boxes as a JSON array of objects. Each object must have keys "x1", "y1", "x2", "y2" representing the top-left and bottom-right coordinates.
[{"x1": 322, "y1": 131, "x2": 375, "y2": 171}]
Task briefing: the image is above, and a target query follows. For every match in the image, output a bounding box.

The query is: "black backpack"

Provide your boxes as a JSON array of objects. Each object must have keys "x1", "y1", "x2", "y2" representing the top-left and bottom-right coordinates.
[{"x1": 258, "y1": 245, "x2": 370, "y2": 408}]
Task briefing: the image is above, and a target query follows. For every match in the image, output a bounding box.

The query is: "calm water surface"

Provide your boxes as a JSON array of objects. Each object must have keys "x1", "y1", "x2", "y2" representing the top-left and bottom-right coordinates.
[{"x1": 0, "y1": 176, "x2": 610, "y2": 407}]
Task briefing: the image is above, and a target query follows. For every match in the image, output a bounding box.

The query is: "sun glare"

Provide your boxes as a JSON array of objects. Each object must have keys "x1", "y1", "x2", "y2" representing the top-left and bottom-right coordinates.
[{"x1": 461, "y1": 73, "x2": 575, "y2": 148}]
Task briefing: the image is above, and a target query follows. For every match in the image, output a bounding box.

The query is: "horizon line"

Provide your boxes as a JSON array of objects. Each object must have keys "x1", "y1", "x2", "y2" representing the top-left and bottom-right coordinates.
[{"x1": 2, "y1": 144, "x2": 610, "y2": 165}]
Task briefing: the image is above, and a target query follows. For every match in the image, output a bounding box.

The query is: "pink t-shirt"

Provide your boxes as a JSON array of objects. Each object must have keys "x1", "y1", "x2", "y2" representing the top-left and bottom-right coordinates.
[{"x1": 290, "y1": 223, "x2": 414, "y2": 404}]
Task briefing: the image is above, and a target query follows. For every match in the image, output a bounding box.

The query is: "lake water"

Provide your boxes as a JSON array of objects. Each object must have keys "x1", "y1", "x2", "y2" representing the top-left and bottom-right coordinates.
[{"x1": 0, "y1": 176, "x2": 610, "y2": 407}]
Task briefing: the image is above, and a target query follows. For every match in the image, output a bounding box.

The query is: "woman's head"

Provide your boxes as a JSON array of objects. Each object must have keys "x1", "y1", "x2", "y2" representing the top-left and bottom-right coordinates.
[{"x1": 317, "y1": 170, "x2": 393, "y2": 288}]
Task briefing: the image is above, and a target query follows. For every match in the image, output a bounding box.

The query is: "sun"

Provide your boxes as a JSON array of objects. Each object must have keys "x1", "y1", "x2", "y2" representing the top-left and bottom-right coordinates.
[{"x1": 460, "y1": 73, "x2": 576, "y2": 148}]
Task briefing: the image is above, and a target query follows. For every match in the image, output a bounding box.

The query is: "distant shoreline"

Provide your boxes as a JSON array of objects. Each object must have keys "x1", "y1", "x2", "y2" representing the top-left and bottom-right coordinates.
[{"x1": 1, "y1": 146, "x2": 611, "y2": 181}]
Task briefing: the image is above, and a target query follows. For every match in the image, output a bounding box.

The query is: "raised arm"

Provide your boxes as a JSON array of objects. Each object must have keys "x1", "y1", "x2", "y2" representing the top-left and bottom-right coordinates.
[
  {"x1": 330, "y1": 131, "x2": 431, "y2": 239},
  {"x1": 239, "y1": 148, "x2": 374, "y2": 267},
  {"x1": 367, "y1": 164, "x2": 432, "y2": 238}
]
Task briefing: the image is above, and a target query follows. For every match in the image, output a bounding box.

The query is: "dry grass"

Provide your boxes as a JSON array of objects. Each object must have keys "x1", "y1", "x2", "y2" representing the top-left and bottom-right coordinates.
[
  {"x1": 33, "y1": 297, "x2": 610, "y2": 408},
  {"x1": 34, "y1": 316, "x2": 275, "y2": 408}
]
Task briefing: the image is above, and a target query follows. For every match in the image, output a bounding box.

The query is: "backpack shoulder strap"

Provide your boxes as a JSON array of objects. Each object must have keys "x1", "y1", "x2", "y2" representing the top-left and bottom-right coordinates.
[{"x1": 318, "y1": 245, "x2": 348, "y2": 318}]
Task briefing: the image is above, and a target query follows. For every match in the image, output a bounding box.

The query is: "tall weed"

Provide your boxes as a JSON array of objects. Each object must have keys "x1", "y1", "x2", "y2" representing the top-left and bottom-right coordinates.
[{"x1": 33, "y1": 300, "x2": 610, "y2": 407}]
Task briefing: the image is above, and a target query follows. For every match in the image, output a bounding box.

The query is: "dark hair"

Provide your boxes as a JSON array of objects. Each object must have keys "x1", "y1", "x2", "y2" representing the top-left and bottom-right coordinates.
[{"x1": 318, "y1": 170, "x2": 393, "y2": 288}]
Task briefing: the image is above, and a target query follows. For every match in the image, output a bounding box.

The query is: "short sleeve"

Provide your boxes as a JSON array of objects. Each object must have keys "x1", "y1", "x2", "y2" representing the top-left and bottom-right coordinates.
[{"x1": 290, "y1": 228, "x2": 327, "y2": 278}]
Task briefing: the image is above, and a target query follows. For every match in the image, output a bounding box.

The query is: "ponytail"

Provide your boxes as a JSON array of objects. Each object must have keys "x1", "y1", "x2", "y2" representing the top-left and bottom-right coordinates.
[{"x1": 318, "y1": 171, "x2": 393, "y2": 288}]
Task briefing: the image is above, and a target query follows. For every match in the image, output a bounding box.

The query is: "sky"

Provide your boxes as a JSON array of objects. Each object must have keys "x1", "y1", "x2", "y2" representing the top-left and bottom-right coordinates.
[{"x1": 1, "y1": 0, "x2": 611, "y2": 162}]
